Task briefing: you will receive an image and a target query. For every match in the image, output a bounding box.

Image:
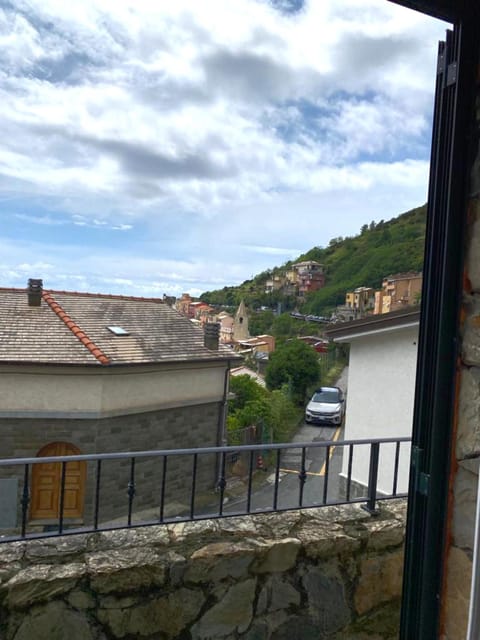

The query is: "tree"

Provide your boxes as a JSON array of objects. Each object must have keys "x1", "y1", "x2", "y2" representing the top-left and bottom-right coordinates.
[
  {"x1": 249, "y1": 310, "x2": 274, "y2": 336},
  {"x1": 228, "y1": 375, "x2": 267, "y2": 413},
  {"x1": 269, "y1": 386, "x2": 300, "y2": 441},
  {"x1": 271, "y1": 313, "x2": 294, "y2": 340},
  {"x1": 236, "y1": 398, "x2": 272, "y2": 429},
  {"x1": 265, "y1": 340, "x2": 320, "y2": 405},
  {"x1": 227, "y1": 373, "x2": 299, "y2": 444}
]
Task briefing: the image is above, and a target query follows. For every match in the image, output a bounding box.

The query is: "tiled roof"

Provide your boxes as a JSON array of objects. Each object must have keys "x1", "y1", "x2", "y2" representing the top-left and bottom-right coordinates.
[{"x1": 0, "y1": 287, "x2": 238, "y2": 366}]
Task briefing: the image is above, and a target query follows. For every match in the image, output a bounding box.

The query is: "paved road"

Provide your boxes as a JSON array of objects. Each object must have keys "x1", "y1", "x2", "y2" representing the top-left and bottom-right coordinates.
[
  {"x1": 222, "y1": 423, "x2": 344, "y2": 514},
  {"x1": 224, "y1": 367, "x2": 349, "y2": 514}
]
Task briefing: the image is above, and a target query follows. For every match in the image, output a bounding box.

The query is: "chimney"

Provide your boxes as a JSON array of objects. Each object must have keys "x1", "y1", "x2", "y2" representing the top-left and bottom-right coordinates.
[
  {"x1": 27, "y1": 278, "x2": 43, "y2": 307},
  {"x1": 204, "y1": 322, "x2": 220, "y2": 351}
]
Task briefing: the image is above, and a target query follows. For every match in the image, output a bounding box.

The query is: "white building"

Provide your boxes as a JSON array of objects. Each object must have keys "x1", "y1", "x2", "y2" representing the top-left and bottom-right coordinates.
[{"x1": 325, "y1": 308, "x2": 419, "y2": 496}]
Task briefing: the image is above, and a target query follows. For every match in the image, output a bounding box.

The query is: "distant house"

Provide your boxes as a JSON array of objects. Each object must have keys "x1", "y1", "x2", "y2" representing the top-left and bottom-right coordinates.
[
  {"x1": 264, "y1": 261, "x2": 325, "y2": 299},
  {"x1": 189, "y1": 301, "x2": 213, "y2": 319},
  {"x1": 325, "y1": 308, "x2": 419, "y2": 496},
  {"x1": 345, "y1": 287, "x2": 375, "y2": 317},
  {"x1": 236, "y1": 335, "x2": 275, "y2": 356},
  {"x1": 175, "y1": 292, "x2": 193, "y2": 316},
  {"x1": 292, "y1": 261, "x2": 325, "y2": 297},
  {"x1": 264, "y1": 275, "x2": 286, "y2": 294},
  {"x1": 196, "y1": 305, "x2": 216, "y2": 325},
  {"x1": 218, "y1": 312, "x2": 235, "y2": 344},
  {"x1": 0, "y1": 280, "x2": 240, "y2": 528},
  {"x1": 241, "y1": 335, "x2": 275, "y2": 352},
  {"x1": 374, "y1": 272, "x2": 422, "y2": 314}
]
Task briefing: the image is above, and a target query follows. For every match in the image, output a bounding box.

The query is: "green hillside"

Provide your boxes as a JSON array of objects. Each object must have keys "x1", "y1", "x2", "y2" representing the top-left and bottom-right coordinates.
[{"x1": 200, "y1": 203, "x2": 426, "y2": 316}]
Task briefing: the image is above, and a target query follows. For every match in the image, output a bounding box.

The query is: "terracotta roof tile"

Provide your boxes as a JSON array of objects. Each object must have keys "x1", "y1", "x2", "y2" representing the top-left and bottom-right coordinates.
[{"x1": 42, "y1": 291, "x2": 110, "y2": 365}]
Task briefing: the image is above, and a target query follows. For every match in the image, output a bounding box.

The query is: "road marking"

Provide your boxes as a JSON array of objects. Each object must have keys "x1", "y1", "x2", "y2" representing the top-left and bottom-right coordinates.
[
  {"x1": 319, "y1": 426, "x2": 342, "y2": 476},
  {"x1": 279, "y1": 468, "x2": 325, "y2": 477},
  {"x1": 277, "y1": 425, "x2": 343, "y2": 478}
]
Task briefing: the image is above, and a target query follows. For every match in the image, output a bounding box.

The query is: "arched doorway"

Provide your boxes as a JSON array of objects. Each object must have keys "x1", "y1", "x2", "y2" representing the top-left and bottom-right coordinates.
[{"x1": 30, "y1": 442, "x2": 86, "y2": 521}]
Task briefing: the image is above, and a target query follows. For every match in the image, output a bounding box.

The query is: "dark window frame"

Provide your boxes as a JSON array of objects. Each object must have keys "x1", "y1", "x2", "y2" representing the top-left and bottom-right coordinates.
[{"x1": 386, "y1": 1, "x2": 479, "y2": 638}]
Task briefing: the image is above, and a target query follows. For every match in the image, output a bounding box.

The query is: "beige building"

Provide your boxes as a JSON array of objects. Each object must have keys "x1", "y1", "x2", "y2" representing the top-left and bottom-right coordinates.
[
  {"x1": 264, "y1": 275, "x2": 286, "y2": 293},
  {"x1": 218, "y1": 311, "x2": 234, "y2": 344},
  {"x1": 175, "y1": 292, "x2": 193, "y2": 316},
  {"x1": 374, "y1": 272, "x2": 422, "y2": 314},
  {"x1": 236, "y1": 334, "x2": 275, "y2": 355},
  {"x1": 345, "y1": 286, "x2": 375, "y2": 316}
]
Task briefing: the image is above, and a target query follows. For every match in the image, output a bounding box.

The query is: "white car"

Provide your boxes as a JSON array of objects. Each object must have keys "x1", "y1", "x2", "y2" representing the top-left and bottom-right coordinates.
[{"x1": 305, "y1": 386, "x2": 345, "y2": 426}]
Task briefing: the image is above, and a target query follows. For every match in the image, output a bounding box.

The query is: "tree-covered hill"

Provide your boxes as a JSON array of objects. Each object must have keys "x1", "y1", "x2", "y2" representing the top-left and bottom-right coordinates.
[{"x1": 200, "y1": 203, "x2": 426, "y2": 316}]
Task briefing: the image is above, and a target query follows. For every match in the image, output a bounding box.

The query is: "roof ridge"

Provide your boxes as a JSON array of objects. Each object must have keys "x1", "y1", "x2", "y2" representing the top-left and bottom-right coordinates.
[
  {"x1": 46, "y1": 289, "x2": 164, "y2": 303},
  {"x1": 0, "y1": 287, "x2": 25, "y2": 293},
  {"x1": 42, "y1": 291, "x2": 110, "y2": 365},
  {"x1": 0, "y1": 287, "x2": 165, "y2": 303}
]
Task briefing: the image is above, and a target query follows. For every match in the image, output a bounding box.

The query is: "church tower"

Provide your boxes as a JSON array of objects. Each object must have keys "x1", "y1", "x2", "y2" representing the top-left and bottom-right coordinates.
[{"x1": 233, "y1": 300, "x2": 250, "y2": 342}]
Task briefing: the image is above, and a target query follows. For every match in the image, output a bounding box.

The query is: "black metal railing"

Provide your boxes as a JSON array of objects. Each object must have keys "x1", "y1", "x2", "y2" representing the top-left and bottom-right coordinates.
[{"x1": 0, "y1": 436, "x2": 411, "y2": 543}]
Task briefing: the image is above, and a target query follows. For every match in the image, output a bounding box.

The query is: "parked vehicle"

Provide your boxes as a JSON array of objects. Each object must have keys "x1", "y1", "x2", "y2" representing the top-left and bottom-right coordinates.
[{"x1": 305, "y1": 386, "x2": 345, "y2": 426}]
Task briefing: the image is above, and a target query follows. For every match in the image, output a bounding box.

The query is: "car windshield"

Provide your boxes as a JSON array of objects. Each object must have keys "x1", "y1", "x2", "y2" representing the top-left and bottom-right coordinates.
[{"x1": 312, "y1": 390, "x2": 340, "y2": 404}]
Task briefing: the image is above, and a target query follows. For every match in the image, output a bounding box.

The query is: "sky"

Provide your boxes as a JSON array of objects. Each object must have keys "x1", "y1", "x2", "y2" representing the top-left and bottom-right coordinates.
[{"x1": 0, "y1": 0, "x2": 447, "y2": 298}]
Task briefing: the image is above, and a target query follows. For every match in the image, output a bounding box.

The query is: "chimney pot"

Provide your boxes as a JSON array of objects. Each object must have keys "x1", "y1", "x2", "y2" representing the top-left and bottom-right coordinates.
[
  {"x1": 27, "y1": 278, "x2": 43, "y2": 307},
  {"x1": 204, "y1": 322, "x2": 220, "y2": 351}
]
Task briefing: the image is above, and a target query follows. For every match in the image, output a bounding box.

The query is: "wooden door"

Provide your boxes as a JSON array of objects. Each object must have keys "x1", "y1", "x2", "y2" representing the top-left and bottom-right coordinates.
[{"x1": 30, "y1": 442, "x2": 86, "y2": 520}]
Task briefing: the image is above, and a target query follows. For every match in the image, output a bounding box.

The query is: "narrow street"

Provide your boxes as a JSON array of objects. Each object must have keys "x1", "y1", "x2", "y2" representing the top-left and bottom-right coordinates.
[{"x1": 224, "y1": 367, "x2": 349, "y2": 514}]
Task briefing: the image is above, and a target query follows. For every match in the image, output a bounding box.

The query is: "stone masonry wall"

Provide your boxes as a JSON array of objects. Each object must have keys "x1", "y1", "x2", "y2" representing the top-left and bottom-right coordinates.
[
  {"x1": 0, "y1": 402, "x2": 221, "y2": 528},
  {"x1": 441, "y1": 63, "x2": 480, "y2": 640},
  {"x1": 0, "y1": 500, "x2": 407, "y2": 640}
]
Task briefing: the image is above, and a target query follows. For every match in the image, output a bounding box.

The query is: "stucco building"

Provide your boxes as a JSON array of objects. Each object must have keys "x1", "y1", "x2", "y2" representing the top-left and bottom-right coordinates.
[
  {"x1": 326, "y1": 308, "x2": 419, "y2": 496},
  {"x1": 0, "y1": 280, "x2": 239, "y2": 528}
]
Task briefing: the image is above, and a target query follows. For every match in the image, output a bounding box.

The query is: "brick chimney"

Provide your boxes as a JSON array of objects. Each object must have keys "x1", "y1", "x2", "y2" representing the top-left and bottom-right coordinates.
[
  {"x1": 204, "y1": 322, "x2": 220, "y2": 350},
  {"x1": 27, "y1": 278, "x2": 43, "y2": 307}
]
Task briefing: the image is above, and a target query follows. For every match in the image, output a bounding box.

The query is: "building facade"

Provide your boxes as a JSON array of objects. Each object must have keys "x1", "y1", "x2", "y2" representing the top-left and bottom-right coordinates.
[
  {"x1": 374, "y1": 272, "x2": 422, "y2": 314},
  {"x1": 0, "y1": 282, "x2": 240, "y2": 529},
  {"x1": 326, "y1": 309, "x2": 419, "y2": 496}
]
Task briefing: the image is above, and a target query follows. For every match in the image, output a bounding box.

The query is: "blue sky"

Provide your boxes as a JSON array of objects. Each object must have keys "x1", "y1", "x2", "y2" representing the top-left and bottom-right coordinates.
[{"x1": 0, "y1": 0, "x2": 446, "y2": 297}]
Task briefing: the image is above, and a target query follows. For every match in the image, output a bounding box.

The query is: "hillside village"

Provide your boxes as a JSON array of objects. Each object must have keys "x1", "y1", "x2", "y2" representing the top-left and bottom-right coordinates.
[
  {"x1": 174, "y1": 268, "x2": 423, "y2": 346},
  {"x1": 199, "y1": 203, "x2": 426, "y2": 315}
]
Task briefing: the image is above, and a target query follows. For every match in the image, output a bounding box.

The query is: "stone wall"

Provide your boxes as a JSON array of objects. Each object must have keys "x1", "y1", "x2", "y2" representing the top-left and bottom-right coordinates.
[
  {"x1": 0, "y1": 402, "x2": 221, "y2": 528},
  {"x1": 0, "y1": 500, "x2": 407, "y2": 640}
]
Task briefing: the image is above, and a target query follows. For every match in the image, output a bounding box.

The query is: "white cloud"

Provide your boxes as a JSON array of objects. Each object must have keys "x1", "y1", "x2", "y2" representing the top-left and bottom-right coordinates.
[{"x1": 0, "y1": 0, "x2": 446, "y2": 294}]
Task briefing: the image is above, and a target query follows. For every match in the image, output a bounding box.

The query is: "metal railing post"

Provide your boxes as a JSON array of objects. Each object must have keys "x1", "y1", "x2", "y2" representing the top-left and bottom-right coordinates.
[
  {"x1": 298, "y1": 447, "x2": 307, "y2": 507},
  {"x1": 217, "y1": 452, "x2": 227, "y2": 516},
  {"x1": 362, "y1": 442, "x2": 380, "y2": 515},
  {"x1": 58, "y1": 461, "x2": 67, "y2": 534},
  {"x1": 20, "y1": 465, "x2": 30, "y2": 538},
  {"x1": 94, "y1": 460, "x2": 102, "y2": 530},
  {"x1": 127, "y1": 458, "x2": 136, "y2": 526}
]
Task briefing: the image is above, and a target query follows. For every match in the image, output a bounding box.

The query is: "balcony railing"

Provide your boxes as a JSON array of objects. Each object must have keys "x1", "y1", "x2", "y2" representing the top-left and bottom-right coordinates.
[{"x1": 0, "y1": 436, "x2": 411, "y2": 543}]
